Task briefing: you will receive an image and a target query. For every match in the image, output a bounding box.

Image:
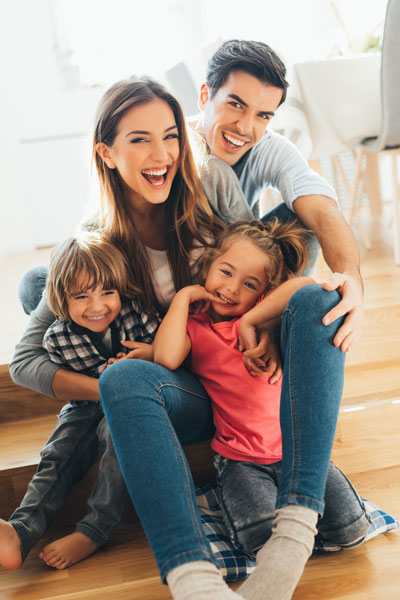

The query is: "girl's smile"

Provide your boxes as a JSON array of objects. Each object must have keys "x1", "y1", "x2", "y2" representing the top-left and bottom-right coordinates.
[{"x1": 205, "y1": 240, "x2": 270, "y2": 322}]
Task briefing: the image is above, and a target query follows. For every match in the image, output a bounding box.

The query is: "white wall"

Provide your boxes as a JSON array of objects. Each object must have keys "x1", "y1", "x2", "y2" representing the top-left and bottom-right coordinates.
[
  {"x1": 0, "y1": 0, "x2": 389, "y2": 256},
  {"x1": 0, "y1": 0, "x2": 104, "y2": 255}
]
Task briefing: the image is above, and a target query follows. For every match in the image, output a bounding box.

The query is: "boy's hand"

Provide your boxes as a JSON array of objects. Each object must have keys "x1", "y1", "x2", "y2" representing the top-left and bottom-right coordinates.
[
  {"x1": 238, "y1": 320, "x2": 282, "y2": 384},
  {"x1": 106, "y1": 341, "x2": 154, "y2": 366}
]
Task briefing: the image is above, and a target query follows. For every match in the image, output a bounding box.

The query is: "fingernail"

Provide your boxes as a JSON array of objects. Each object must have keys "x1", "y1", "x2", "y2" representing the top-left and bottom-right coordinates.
[{"x1": 324, "y1": 318, "x2": 330, "y2": 325}]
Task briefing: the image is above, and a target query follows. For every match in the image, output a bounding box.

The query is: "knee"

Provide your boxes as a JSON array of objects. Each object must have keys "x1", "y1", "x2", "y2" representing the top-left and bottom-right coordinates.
[
  {"x1": 99, "y1": 359, "x2": 162, "y2": 410},
  {"x1": 288, "y1": 283, "x2": 343, "y2": 327},
  {"x1": 18, "y1": 264, "x2": 48, "y2": 315},
  {"x1": 321, "y1": 511, "x2": 371, "y2": 548},
  {"x1": 234, "y1": 520, "x2": 273, "y2": 557},
  {"x1": 99, "y1": 360, "x2": 137, "y2": 404},
  {"x1": 290, "y1": 283, "x2": 340, "y2": 313}
]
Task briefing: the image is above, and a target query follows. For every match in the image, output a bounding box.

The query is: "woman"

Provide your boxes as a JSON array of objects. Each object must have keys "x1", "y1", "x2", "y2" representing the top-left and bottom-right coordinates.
[
  {"x1": 8, "y1": 77, "x2": 250, "y2": 599},
  {"x1": 8, "y1": 78, "x2": 362, "y2": 600}
]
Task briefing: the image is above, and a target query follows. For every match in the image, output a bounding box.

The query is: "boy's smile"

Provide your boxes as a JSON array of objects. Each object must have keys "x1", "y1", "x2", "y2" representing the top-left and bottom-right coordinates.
[{"x1": 66, "y1": 284, "x2": 121, "y2": 335}]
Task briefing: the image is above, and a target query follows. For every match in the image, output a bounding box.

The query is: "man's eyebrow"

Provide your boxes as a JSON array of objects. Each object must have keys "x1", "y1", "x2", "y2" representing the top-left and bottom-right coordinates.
[
  {"x1": 228, "y1": 94, "x2": 248, "y2": 107},
  {"x1": 227, "y1": 94, "x2": 275, "y2": 116},
  {"x1": 125, "y1": 125, "x2": 178, "y2": 137}
]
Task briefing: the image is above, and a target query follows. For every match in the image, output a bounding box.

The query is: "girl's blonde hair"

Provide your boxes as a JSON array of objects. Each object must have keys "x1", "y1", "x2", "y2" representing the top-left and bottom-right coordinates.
[
  {"x1": 93, "y1": 76, "x2": 221, "y2": 316},
  {"x1": 204, "y1": 218, "x2": 311, "y2": 290},
  {"x1": 47, "y1": 231, "x2": 134, "y2": 321}
]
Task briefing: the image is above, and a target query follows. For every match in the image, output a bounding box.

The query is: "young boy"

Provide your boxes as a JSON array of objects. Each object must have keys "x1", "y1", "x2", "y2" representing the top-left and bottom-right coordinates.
[{"x1": 0, "y1": 231, "x2": 158, "y2": 570}]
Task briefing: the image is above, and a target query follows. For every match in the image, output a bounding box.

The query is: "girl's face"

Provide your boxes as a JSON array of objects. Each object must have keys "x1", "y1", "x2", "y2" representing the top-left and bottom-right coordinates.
[
  {"x1": 204, "y1": 239, "x2": 270, "y2": 322},
  {"x1": 66, "y1": 273, "x2": 121, "y2": 335},
  {"x1": 98, "y1": 98, "x2": 180, "y2": 209}
]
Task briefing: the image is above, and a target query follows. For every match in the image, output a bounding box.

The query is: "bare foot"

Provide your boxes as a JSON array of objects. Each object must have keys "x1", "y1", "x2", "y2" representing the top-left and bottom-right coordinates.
[
  {"x1": 39, "y1": 532, "x2": 99, "y2": 570},
  {"x1": 0, "y1": 519, "x2": 22, "y2": 569}
]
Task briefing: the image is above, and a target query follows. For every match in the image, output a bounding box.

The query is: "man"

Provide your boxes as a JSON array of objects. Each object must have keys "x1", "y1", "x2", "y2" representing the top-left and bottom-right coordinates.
[{"x1": 191, "y1": 39, "x2": 363, "y2": 354}]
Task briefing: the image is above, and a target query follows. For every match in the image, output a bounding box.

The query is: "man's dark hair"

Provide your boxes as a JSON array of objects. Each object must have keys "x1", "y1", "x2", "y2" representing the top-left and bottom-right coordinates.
[{"x1": 206, "y1": 40, "x2": 288, "y2": 105}]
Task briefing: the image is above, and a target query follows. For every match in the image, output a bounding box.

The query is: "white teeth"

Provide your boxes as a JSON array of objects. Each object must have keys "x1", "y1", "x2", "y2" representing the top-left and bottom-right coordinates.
[
  {"x1": 141, "y1": 167, "x2": 168, "y2": 175},
  {"x1": 223, "y1": 133, "x2": 245, "y2": 147},
  {"x1": 85, "y1": 315, "x2": 107, "y2": 320},
  {"x1": 219, "y1": 293, "x2": 235, "y2": 304}
]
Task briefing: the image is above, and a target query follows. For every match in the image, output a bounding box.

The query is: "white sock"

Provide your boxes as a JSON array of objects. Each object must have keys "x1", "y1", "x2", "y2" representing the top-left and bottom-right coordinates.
[
  {"x1": 166, "y1": 560, "x2": 243, "y2": 600},
  {"x1": 238, "y1": 505, "x2": 318, "y2": 600}
]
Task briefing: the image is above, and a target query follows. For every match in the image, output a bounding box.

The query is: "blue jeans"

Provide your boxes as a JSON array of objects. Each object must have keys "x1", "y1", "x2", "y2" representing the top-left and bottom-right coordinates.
[
  {"x1": 261, "y1": 203, "x2": 320, "y2": 275},
  {"x1": 99, "y1": 361, "x2": 217, "y2": 581},
  {"x1": 10, "y1": 403, "x2": 129, "y2": 560},
  {"x1": 18, "y1": 264, "x2": 48, "y2": 315},
  {"x1": 99, "y1": 284, "x2": 347, "y2": 581},
  {"x1": 215, "y1": 456, "x2": 371, "y2": 557}
]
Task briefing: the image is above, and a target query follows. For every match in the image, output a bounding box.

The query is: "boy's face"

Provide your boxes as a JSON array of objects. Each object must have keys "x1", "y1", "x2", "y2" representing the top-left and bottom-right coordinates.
[
  {"x1": 204, "y1": 239, "x2": 269, "y2": 322},
  {"x1": 198, "y1": 70, "x2": 283, "y2": 166},
  {"x1": 66, "y1": 280, "x2": 121, "y2": 335}
]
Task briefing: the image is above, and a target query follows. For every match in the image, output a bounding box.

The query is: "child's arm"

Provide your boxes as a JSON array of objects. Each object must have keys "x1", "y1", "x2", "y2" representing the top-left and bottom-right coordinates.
[
  {"x1": 107, "y1": 341, "x2": 154, "y2": 365},
  {"x1": 240, "y1": 277, "x2": 315, "y2": 349},
  {"x1": 153, "y1": 285, "x2": 220, "y2": 371}
]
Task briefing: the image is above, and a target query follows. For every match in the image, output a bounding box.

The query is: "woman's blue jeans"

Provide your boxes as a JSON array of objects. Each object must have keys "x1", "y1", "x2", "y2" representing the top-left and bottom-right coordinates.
[{"x1": 99, "y1": 283, "x2": 346, "y2": 581}]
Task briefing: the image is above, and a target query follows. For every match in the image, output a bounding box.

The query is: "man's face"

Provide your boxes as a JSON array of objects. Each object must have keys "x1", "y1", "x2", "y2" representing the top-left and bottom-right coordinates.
[{"x1": 198, "y1": 70, "x2": 283, "y2": 166}]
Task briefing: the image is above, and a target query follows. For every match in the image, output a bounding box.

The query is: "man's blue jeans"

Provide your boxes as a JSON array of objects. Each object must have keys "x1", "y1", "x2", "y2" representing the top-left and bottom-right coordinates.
[{"x1": 99, "y1": 283, "x2": 347, "y2": 581}]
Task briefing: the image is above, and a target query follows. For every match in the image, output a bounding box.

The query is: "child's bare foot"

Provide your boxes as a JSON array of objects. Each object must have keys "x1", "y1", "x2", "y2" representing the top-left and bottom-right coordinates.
[
  {"x1": 0, "y1": 519, "x2": 22, "y2": 569},
  {"x1": 39, "y1": 532, "x2": 99, "y2": 569}
]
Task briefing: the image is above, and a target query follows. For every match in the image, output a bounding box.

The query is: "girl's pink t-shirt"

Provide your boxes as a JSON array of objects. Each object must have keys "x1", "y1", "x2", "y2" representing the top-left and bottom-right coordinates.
[{"x1": 187, "y1": 313, "x2": 282, "y2": 464}]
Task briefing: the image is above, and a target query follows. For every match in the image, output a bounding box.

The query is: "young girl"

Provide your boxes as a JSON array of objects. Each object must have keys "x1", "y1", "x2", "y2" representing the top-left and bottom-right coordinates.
[
  {"x1": 153, "y1": 219, "x2": 370, "y2": 594},
  {"x1": 0, "y1": 231, "x2": 158, "y2": 570}
]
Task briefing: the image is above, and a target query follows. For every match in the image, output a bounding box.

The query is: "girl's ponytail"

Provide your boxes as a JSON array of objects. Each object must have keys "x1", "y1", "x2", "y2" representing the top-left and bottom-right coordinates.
[
  {"x1": 264, "y1": 218, "x2": 311, "y2": 285},
  {"x1": 206, "y1": 218, "x2": 312, "y2": 290}
]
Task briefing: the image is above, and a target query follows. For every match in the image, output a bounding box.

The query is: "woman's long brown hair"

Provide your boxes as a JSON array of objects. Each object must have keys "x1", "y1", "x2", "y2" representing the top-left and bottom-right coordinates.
[{"x1": 93, "y1": 77, "x2": 221, "y2": 316}]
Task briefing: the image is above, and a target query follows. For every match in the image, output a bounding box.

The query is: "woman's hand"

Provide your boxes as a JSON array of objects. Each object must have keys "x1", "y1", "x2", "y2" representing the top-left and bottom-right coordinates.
[{"x1": 239, "y1": 319, "x2": 282, "y2": 384}]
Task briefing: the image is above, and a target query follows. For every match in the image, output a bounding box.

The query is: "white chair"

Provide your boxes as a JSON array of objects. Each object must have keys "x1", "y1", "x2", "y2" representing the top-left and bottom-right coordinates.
[
  {"x1": 350, "y1": 0, "x2": 400, "y2": 264},
  {"x1": 165, "y1": 62, "x2": 198, "y2": 117}
]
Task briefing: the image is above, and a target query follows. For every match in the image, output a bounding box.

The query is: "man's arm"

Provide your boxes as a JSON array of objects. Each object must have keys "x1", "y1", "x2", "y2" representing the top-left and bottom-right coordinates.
[
  {"x1": 293, "y1": 194, "x2": 363, "y2": 352},
  {"x1": 10, "y1": 295, "x2": 100, "y2": 401}
]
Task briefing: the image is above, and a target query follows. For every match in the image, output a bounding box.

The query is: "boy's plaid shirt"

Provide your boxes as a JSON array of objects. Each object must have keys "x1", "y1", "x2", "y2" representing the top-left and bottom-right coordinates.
[{"x1": 43, "y1": 299, "x2": 160, "y2": 379}]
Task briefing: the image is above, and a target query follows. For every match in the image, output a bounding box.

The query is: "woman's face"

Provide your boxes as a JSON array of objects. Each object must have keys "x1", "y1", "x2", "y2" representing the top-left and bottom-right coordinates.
[{"x1": 100, "y1": 98, "x2": 180, "y2": 208}]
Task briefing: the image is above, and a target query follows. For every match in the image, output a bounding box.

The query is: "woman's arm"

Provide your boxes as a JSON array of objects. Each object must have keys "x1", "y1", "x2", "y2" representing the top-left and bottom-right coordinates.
[{"x1": 9, "y1": 295, "x2": 99, "y2": 401}]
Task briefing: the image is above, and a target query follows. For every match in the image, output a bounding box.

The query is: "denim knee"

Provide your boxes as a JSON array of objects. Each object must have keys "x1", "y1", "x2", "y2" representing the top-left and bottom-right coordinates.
[
  {"x1": 289, "y1": 283, "x2": 341, "y2": 319},
  {"x1": 99, "y1": 360, "x2": 137, "y2": 406},
  {"x1": 18, "y1": 264, "x2": 48, "y2": 315}
]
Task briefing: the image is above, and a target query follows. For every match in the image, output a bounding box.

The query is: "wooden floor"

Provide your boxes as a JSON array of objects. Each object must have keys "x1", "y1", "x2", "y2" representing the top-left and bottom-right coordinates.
[{"x1": 0, "y1": 205, "x2": 399, "y2": 599}]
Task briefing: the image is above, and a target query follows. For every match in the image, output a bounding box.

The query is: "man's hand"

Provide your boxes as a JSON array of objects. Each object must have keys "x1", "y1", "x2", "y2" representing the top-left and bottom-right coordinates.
[{"x1": 322, "y1": 272, "x2": 364, "y2": 352}]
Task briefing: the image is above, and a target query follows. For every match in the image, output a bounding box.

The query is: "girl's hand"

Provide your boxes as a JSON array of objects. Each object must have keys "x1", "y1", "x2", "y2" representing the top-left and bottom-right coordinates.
[
  {"x1": 177, "y1": 285, "x2": 224, "y2": 315},
  {"x1": 239, "y1": 320, "x2": 282, "y2": 384}
]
